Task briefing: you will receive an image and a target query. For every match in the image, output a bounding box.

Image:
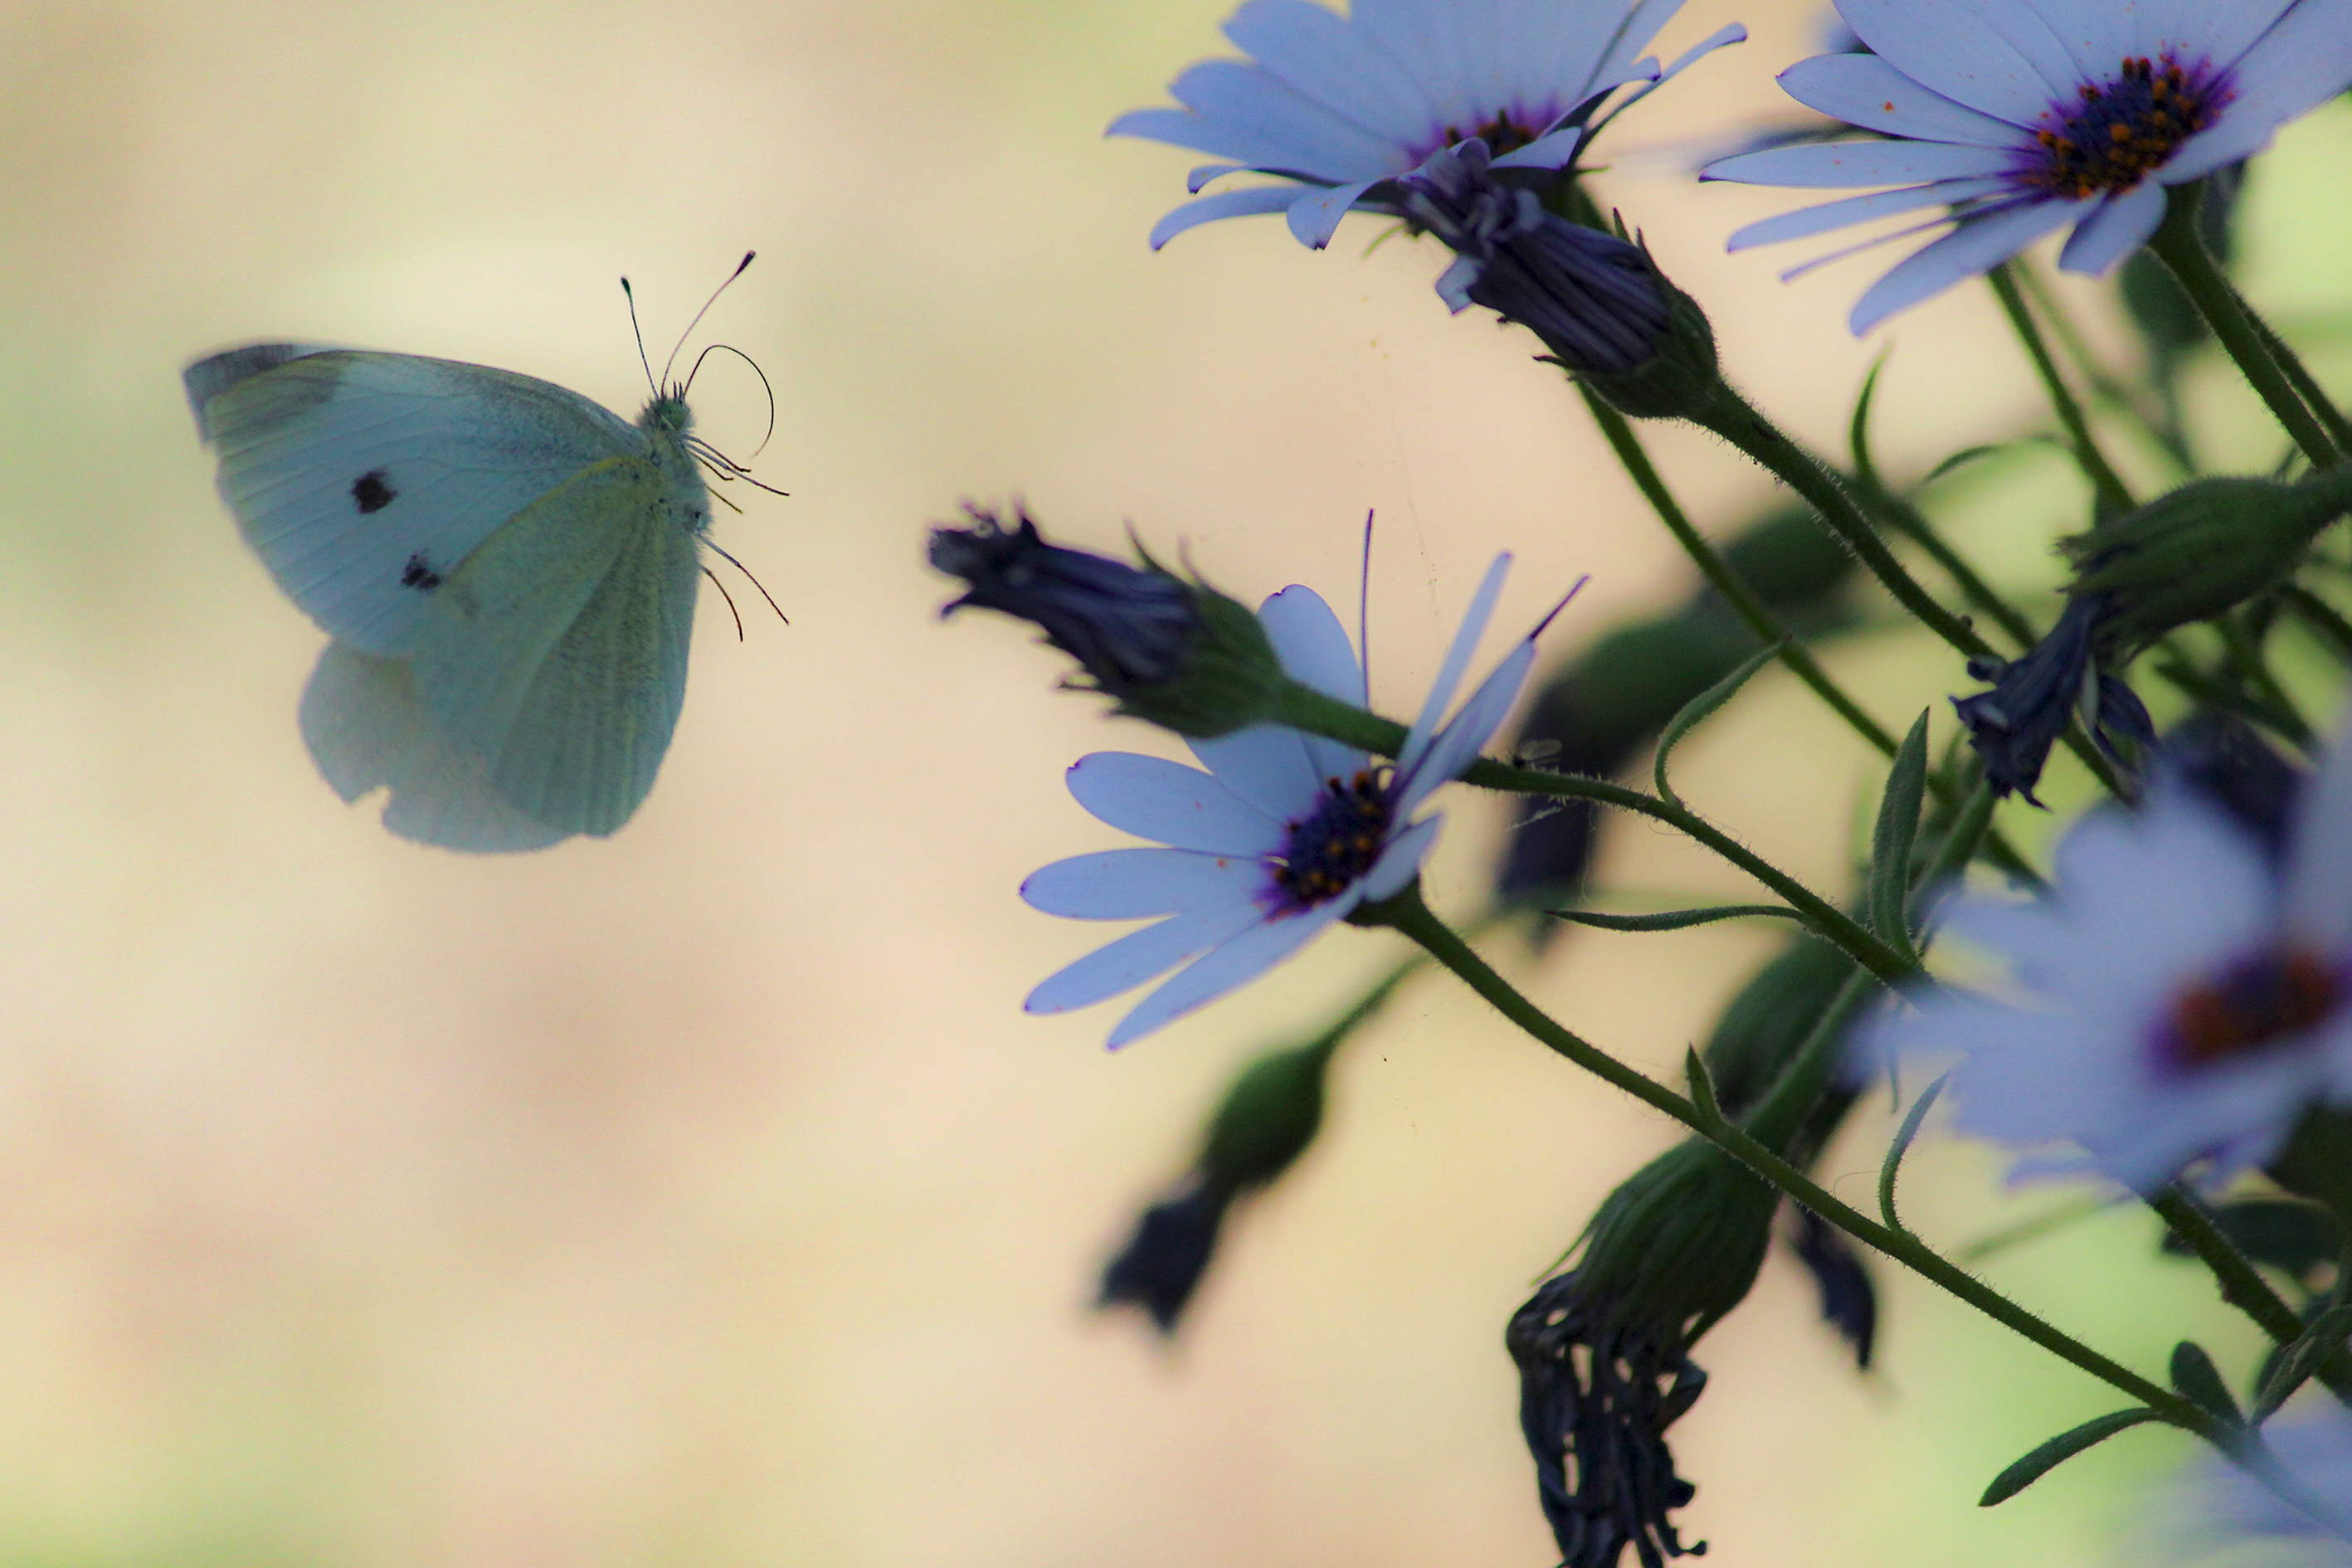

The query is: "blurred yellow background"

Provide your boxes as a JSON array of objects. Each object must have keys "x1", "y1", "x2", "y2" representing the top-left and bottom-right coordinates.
[{"x1": 2, "y1": 0, "x2": 2345, "y2": 1562}]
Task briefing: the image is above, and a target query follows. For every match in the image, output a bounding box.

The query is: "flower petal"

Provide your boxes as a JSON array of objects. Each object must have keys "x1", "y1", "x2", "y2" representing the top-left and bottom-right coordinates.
[
  {"x1": 1848, "y1": 195, "x2": 2086, "y2": 333},
  {"x1": 2056, "y1": 181, "x2": 2165, "y2": 274},
  {"x1": 1117, "y1": 61, "x2": 1408, "y2": 178},
  {"x1": 1400, "y1": 553, "x2": 1511, "y2": 777},
  {"x1": 1259, "y1": 583, "x2": 1371, "y2": 785},
  {"x1": 1353, "y1": 0, "x2": 1481, "y2": 144},
  {"x1": 1146, "y1": 185, "x2": 1305, "y2": 250},
  {"x1": 2016, "y1": 0, "x2": 2136, "y2": 83},
  {"x1": 2130, "y1": 0, "x2": 2296, "y2": 67},
  {"x1": 1222, "y1": 0, "x2": 1448, "y2": 147},
  {"x1": 1107, "y1": 897, "x2": 1353, "y2": 1046},
  {"x1": 1288, "y1": 178, "x2": 1381, "y2": 247},
  {"x1": 1727, "y1": 178, "x2": 2009, "y2": 251},
  {"x1": 1705, "y1": 139, "x2": 2021, "y2": 188},
  {"x1": 1584, "y1": 21, "x2": 1747, "y2": 134},
  {"x1": 2162, "y1": 0, "x2": 2352, "y2": 181},
  {"x1": 1025, "y1": 902, "x2": 1267, "y2": 1015},
  {"x1": 1361, "y1": 812, "x2": 1443, "y2": 901},
  {"x1": 1189, "y1": 723, "x2": 1325, "y2": 818},
  {"x1": 2287, "y1": 727, "x2": 2352, "y2": 952},
  {"x1": 1835, "y1": 0, "x2": 2075, "y2": 125},
  {"x1": 1590, "y1": 0, "x2": 1692, "y2": 91},
  {"x1": 1775, "y1": 53, "x2": 2024, "y2": 146},
  {"x1": 1021, "y1": 848, "x2": 1264, "y2": 919},
  {"x1": 1065, "y1": 752, "x2": 1287, "y2": 854},
  {"x1": 1399, "y1": 638, "x2": 1533, "y2": 811}
]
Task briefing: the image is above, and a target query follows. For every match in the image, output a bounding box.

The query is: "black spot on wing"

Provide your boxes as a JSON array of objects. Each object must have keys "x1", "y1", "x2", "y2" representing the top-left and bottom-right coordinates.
[
  {"x1": 353, "y1": 469, "x2": 397, "y2": 514},
  {"x1": 401, "y1": 553, "x2": 442, "y2": 592}
]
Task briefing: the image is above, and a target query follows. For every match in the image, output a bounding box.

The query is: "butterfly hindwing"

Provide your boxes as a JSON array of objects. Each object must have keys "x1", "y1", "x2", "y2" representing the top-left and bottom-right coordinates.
[
  {"x1": 299, "y1": 642, "x2": 572, "y2": 854},
  {"x1": 407, "y1": 455, "x2": 701, "y2": 838},
  {"x1": 188, "y1": 348, "x2": 645, "y2": 659}
]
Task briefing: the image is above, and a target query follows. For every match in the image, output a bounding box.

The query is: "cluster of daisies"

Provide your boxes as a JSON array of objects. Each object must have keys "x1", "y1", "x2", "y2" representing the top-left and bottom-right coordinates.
[{"x1": 937, "y1": 0, "x2": 2352, "y2": 1557}]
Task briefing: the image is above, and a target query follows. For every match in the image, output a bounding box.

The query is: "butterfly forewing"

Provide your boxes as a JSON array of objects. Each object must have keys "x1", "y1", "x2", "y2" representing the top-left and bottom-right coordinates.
[{"x1": 190, "y1": 348, "x2": 645, "y2": 658}]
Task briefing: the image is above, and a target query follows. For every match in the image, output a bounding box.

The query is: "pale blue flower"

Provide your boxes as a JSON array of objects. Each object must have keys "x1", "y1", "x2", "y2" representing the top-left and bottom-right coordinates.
[
  {"x1": 1702, "y1": 0, "x2": 2352, "y2": 331},
  {"x1": 1863, "y1": 728, "x2": 2352, "y2": 1194},
  {"x1": 1112, "y1": 0, "x2": 1746, "y2": 251},
  {"x1": 1023, "y1": 556, "x2": 1566, "y2": 1048}
]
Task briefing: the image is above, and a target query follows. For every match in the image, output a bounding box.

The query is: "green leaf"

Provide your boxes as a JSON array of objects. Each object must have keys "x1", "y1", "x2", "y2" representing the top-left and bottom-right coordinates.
[
  {"x1": 1549, "y1": 904, "x2": 1805, "y2": 933},
  {"x1": 2169, "y1": 1340, "x2": 2242, "y2": 1422},
  {"x1": 1867, "y1": 711, "x2": 1931, "y2": 962},
  {"x1": 1653, "y1": 639, "x2": 1784, "y2": 810},
  {"x1": 2158, "y1": 1196, "x2": 2340, "y2": 1284},
  {"x1": 1877, "y1": 1072, "x2": 1948, "y2": 1234},
  {"x1": 1683, "y1": 1047, "x2": 1726, "y2": 1130},
  {"x1": 1848, "y1": 348, "x2": 1894, "y2": 494},
  {"x1": 1979, "y1": 1410, "x2": 2162, "y2": 1506},
  {"x1": 2256, "y1": 1303, "x2": 2352, "y2": 1418},
  {"x1": 1923, "y1": 436, "x2": 2066, "y2": 482}
]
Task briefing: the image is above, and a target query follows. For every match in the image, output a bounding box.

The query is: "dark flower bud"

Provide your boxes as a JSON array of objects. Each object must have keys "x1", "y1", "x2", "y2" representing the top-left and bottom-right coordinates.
[
  {"x1": 1098, "y1": 1182, "x2": 1228, "y2": 1334},
  {"x1": 1098, "y1": 1038, "x2": 1337, "y2": 1335},
  {"x1": 1951, "y1": 592, "x2": 2154, "y2": 805},
  {"x1": 929, "y1": 504, "x2": 1284, "y2": 738},
  {"x1": 1786, "y1": 1208, "x2": 1877, "y2": 1371},
  {"x1": 2066, "y1": 471, "x2": 2352, "y2": 655},
  {"x1": 1393, "y1": 141, "x2": 1719, "y2": 419},
  {"x1": 1572, "y1": 1139, "x2": 1779, "y2": 1351}
]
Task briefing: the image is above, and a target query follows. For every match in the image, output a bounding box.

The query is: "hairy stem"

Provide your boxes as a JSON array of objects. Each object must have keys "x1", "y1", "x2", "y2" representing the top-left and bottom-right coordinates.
[{"x1": 1988, "y1": 261, "x2": 2137, "y2": 513}]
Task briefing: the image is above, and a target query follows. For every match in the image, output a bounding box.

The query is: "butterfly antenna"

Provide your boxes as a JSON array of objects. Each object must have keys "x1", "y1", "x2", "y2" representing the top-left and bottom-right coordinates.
[
  {"x1": 699, "y1": 562, "x2": 747, "y2": 640},
  {"x1": 660, "y1": 251, "x2": 756, "y2": 390},
  {"x1": 687, "y1": 436, "x2": 790, "y2": 498},
  {"x1": 684, "y1": 343, "x2": 779, "y2": 455},
  {"x1": 621, "y1": 277, "x2": 659, "y2": 401},
  {"x1": 704, "y1": 538, "x2": 788, "y2": 625}
]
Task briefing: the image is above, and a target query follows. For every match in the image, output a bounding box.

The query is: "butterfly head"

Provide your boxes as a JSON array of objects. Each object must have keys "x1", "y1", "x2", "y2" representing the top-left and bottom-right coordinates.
[{"x1": 640, "y1": 389, "x2": 695, "y2": 436}]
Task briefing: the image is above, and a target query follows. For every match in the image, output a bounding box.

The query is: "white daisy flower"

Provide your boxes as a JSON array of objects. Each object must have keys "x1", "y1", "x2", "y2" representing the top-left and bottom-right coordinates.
[
  {"x1": 1866, "y1": 728, "x2": 2352, "y2": 1193},
  {"x1": 1701, "y1": 0, "x2": 2352, "y2": 332},
  {"x1": 1023, "y1": 555, "x2": 1563, "y2": 1048},
  {"x1": 1111, "y1": 0, "x2": 1746, "y2": 251}
]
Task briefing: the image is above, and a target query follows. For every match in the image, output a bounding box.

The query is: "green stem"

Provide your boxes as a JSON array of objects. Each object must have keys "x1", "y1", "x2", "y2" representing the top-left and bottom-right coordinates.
[
  {"x1": 2150, "y1": 183, "x2": 2343, "y2": 470},
  {"x1": 1372, "y1": 889, "x2": 2215, "y2": 1433},
  {"x1": 2011, "y1": 255, "x2": 2194, "y2": 472},
  {"x1": 2249, "y1": 309, "x2": 2352, "y2": 457},
  {"x1": 1690, "y1": 382, "x2": 1999, "y2": 664},
  {"x1": 1865, "y1": 489, "x2": 2041, "y2": 650},
  {"x1": 2153, "y1": 1187, "x2": 2352, "y2": 1401},
  {"x1": 1987, "y1": 261, "x2": 2138, "y2": 513},
  {"x1": 1581, "y1": 391, "x2": 2040, "y2": 884},
  {"x1": 1269, "y1": 683, "x2": 1921, "y2": 985},
  {"x1": 2284, "y1": 583, "x2": 2352, "y2": 666}
]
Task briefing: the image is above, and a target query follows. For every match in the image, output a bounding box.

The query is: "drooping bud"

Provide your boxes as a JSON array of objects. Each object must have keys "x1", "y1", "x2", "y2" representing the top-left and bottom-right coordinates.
[
  {"x1": 1951, "y1": 592, "x2": 2155, "y2": 806},
  {"x1": 929, "y1": 504, "x2": 1285, "y2": 738},
  {"x1": 2066, "y1": 471, "x2": 2352, "y2": 655},
  {"x1": 1392, "y1": 142, "x2": 1719, "y2": 420},
  {"x1": 1098, "y1": 1037, "x2": 1338, "y2": 1335}
]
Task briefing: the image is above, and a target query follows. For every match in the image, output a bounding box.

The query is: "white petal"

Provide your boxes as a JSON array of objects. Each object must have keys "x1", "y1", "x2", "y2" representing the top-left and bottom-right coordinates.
[
  {"x1": 1021, "y1": 848, "x2": 1264, "y2": 919},
  {"x1": 2056, "y1": 181, "x2": 2166, "y2": 273},
  {"x1": 1361, "y1": 813, "x2": 1443, "y2": 901},
  {"x1": 1065, "y1": 752, "x2": 1286, "y2": 855},
  {"x1": 1288, "y1": 179, "x2": 1381, "y2": 248},
  {"x1": 1703, "y1": 139, "x2": 2020, "y2": 188},
  {"x1": 1353, "y1": 0, "x2": 1479, "y2": 144},
  {"x1": 2287, "y1": 728, "x2": 2352, "y2": 952},
  {"x1": 1145, "y1": 185, "x2": 1303, "y2": 250},
  {"x1": 2017, "y1": 0, "x2": 2137, "y2": 82},
  {"x1": 1848, "y1": 197, "x2": 2087, "y2": 334},
  {"x1": 1258, "y1": 583, "x2": 1371, "y2": 786},
  {"x1": 1590, "y1": 0, "x2": 1692, "y2": 92},
  {"x1": 1223, "y1": 0, "x2": 1449, "y2": 148},
  {"x1": 1399, "y1": 553, "x2": 1510, "y2": 777},
  {"x1": 1189, "y1": 723, "x2": 1324, "y2": 818},
  {"x1": 1837, "y1": 0, "x2": 2082, "y2": 124},
  {"x1": 1025, "y1": 901, "x2": 1266, "y2": 1015},
  {"x1": 2131, "y1": 0, "x2": 2297, "y2": 66},
  {"x1": 1776, "y1": 53, "x2": 2027, "y2": 145},
  {"x1": 2165, "y1": 0, "x2": 2352, "y2": 182},
  {"x1": 1397, "y1": 639, "x2": 1533, "y2": 813},
  {"x1": 1726, "y1": 178, "x2": 2009, "y2": 251},
  {"x1": 1107, "y1": 897, "x2": 1353, "y2": 1046}
]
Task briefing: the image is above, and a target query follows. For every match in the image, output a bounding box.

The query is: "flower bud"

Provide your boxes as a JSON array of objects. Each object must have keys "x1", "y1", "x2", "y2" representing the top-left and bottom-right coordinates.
[
  {"x1": 1572, "y1": 270, "x2": 1724, "y2": 423},
  {"x1": 929, "y1": 504, "x2": 1285, "y2": 738},
  {"x1": 2067, "y1": 471, "x2": 2352, "y2": 655},
  {"x1": 1573, "y1": 1137, "x2": 1779, "y2": 1347}
]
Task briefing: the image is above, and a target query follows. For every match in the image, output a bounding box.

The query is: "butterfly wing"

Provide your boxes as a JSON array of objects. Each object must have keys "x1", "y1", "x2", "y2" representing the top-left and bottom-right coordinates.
[
  {"x1": 187, "y1": 347, "x2": 644, "y2": 658},
  {"x1": 298, "y1": 642, "x2": 571, "y2": 853},
  {"x1": 406, "y1": 455, "x2": 702, "y2": 838}
]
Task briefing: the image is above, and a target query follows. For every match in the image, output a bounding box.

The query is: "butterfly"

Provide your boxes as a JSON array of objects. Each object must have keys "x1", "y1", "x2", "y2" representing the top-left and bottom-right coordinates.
[{"x1": 184, "y1": 257, "x2": 777, "y2": 852}]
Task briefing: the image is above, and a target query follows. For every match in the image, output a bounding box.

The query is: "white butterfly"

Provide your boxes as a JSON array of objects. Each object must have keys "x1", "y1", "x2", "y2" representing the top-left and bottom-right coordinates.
[{"x1": 185, "y1": 270, "x2": 771, "y2": 852}]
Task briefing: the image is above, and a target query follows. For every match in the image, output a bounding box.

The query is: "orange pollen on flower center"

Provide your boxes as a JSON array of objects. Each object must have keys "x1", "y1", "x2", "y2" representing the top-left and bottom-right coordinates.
[
  {"x1": 2021, "y1": 53, "x2": 2224, "y2": 198},
  {"x1": 1271, "y1": 768, "x2": 1394, "y2": 907},
  {"x1": 2167, "y1": 949, "x2": 2343, "y2": 1068}
]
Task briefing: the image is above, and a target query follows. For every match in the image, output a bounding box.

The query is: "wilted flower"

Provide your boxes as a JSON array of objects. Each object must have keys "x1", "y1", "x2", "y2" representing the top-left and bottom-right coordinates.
[
  {"x1": 1950, "y1": 592, "x2": 2154, "y2": 805},
  {"x1": 1703, "y1": 0, "x2": 2352, "y2": 331},
  {"x1": 930, "y1": 504, "x2": 1285, "y2": 738},
  {"x1": 1863, "y1": 724, "x2": 2352, "y2": 1193},
  {"x1": 1099, "y1": 1182, "x2": 1228, "y2": 1332},
  {"x1": 1023, "y1": 556, "x2": 1568, "y2": 1046}
]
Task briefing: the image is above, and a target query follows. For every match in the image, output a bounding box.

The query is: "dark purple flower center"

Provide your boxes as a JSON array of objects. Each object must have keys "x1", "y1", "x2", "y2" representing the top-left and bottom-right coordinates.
[
  {"x1": 1442, "y1": 110, "x2": 1546, "y2": 158},
  {"x1": 1270, "y1": 769, "x2": 1393, "y2": 908},
  {"x1": 2020, "y1": 54, "x2": 2229, "y2": 198},
  {"x1": 2161, "y1": 948, "x2": 2344, "y2": 1069}
]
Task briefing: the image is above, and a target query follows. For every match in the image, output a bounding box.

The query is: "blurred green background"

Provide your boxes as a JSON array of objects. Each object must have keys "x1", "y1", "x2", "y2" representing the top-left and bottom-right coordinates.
[{"x1": 0, "y1": 0, "x2": 2347, "y2": 1562}]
